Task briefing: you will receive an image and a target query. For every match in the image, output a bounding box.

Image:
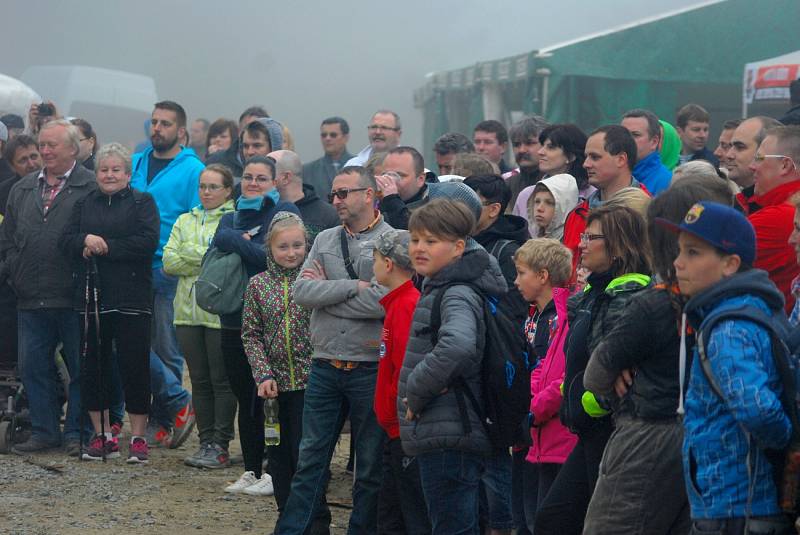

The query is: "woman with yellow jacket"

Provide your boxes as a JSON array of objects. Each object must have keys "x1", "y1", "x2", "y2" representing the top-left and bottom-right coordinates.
[{"x1": 163, "y1": 163, "x2": 236, "y2": 469}]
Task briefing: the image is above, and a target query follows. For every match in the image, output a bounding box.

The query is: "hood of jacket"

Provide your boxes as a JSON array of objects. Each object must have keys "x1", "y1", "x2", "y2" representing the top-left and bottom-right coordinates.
[
  {"x1": 423, "y1": 242, "x2": 508, "y2": 298},
  {"x1": 684, "y1": 269, "x2": 785, "y2": 327},
  {"x1": 297, "y1": 183, "x2": 321, "y2": 206},
  {"x1": 529, "y1": 173, "x2": 579, "y2": 240},
  {"x1": 474, "y1": 213, "x2": 529, "y2": 249}
]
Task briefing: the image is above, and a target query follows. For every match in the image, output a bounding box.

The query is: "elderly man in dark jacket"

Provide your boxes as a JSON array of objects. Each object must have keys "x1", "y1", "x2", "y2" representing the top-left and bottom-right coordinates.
[{"x1": 0, "y1": 119, "x2": 96, "y2": 454}]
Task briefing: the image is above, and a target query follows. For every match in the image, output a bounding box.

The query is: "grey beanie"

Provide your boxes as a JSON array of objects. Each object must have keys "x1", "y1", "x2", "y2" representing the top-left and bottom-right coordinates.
[
  {"x1": 255, "y1": 118, "x2": 284, "y2": 152},
  {"x1": 427, "y1": 181, "x2": 483, "y2": 221}
]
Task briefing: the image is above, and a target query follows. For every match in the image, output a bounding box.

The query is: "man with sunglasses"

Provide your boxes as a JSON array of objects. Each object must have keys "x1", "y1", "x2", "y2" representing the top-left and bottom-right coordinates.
[
  {"x1": 275, "y1": 166, "x2": 391, "y2": 534},
  {"x1": 744, "y1": 125, "x2": 800, "y2": 311},
  {"x1": 346, "y1": 110, "x2": 402, "y2": 167},
  {"x1": 303, "y1": 117, "x2": 353, "y2": 200}
]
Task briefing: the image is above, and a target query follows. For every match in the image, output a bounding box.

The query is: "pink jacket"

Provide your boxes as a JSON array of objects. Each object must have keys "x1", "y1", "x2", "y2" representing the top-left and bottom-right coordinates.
[{"x1": 526, "y1": 287, "x2": 578, "y2": 464}]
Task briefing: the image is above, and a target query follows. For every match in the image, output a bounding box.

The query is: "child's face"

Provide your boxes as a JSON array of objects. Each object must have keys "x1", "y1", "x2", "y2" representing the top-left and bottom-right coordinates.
[
  {"x1": 409, "y1": 229, "x2": 464, "y2": 278},
  {"x1": 674, "y1": 232, "x2": 738, "y2": 297},
  {"x1": 532, "y1": 191, "x2": 556, "y2": 230},
  {"x1": 514, "y1": 262, "x2": 548, "y2": 303},
  {"x1": 270, "y1": 227, "x2": 307, "y2": 269},
  {"x1": 372, "y1": 250, "x2": 391, "y2": 287}
]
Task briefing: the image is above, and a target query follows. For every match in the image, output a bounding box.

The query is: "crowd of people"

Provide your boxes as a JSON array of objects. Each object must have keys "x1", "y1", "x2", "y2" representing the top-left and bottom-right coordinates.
[{"x1": 1, "y1": 78, "x2": 800, "y2": 535}]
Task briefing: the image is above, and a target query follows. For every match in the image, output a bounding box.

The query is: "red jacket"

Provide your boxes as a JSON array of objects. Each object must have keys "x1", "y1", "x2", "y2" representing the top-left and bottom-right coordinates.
[
  {"x1": 742, "y1": 180, "x2": 800, "y2": 313},
  {"x1": 374, "y1": 280, "x2": 420, "y2": 438},
  {"x1": 526, "y1": 287, "x2": 577, "y2": 464}
]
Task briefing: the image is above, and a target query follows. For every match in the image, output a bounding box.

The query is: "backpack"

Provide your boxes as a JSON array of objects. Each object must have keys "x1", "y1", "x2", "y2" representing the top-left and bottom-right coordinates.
[
  {"x1": 696, "y1": 305, "x2": 800, "y2": 517},
  {"x1": 423, "y1": 281, "x2": 531, "y2": 449},
  {"x1": 194, "y1": 247, "x2": 248, "y2": 315}
]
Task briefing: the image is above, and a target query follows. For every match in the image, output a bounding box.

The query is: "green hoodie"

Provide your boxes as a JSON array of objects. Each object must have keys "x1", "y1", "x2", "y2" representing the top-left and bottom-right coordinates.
[
  {"x1": 659, "y1": 120, "x2": 681, "y2": 171},
  {"x1": 163, "y1": 200, "x2": 235, "y2": 328}
]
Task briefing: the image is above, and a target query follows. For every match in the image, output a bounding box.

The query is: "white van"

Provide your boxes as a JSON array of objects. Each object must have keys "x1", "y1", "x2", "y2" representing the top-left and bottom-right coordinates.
[{"x1": 21, "y1": 65, "x2": 159, "y2": 149}]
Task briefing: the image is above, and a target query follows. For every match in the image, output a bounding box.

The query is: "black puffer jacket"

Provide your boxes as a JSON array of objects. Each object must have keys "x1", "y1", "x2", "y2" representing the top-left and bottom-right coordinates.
[
  {"x1": 398, "y1": 243, "x2": 507, "y2": 456},
  {"x1": 583, "y1": 286, "x2": 684, "y2": 421},
  {"x1": 560, "y1": 271, "x2": 651, "y2": 434},
  {"x1": 473, "y1": 214, "x2": 530, "y2": 326},
  {"x1": 61, "y1": 186, "x2": 160, "y2": 313}
]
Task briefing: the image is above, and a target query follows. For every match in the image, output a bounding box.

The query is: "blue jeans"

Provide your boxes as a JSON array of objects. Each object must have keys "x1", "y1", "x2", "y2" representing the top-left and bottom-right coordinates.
[
  {"x1": 418, "y1": 449, "x2": 485, "y2": 535},
  {"x1": 480, "y1": 449, "x2": 514, "y2": 530},
  {"x1": 17, "y1": 309, "x2": 91, "y2": 443},
  {"x1": 274, "y1": 360, "x2": 385, "y2": 535},
  {"x1": 149, "y1": 267, "x2": 190, "y2": 427}
]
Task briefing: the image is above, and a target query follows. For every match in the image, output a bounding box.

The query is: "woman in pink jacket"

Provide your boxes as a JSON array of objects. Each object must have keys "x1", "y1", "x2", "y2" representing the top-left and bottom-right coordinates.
[{"x1": 514, "y1": 238, "x2": 578, "y2": 534}]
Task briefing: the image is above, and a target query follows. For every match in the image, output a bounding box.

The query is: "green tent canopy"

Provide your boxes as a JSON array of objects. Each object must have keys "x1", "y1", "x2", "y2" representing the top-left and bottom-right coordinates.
[{"x1": 415, "y1": 0, "x2": 800, "y2": 167}]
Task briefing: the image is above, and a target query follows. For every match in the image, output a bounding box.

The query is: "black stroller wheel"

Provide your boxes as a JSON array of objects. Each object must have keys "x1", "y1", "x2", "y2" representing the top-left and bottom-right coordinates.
[{"x1": 0, "y1": 420, "x2": 12, "y2": 454}]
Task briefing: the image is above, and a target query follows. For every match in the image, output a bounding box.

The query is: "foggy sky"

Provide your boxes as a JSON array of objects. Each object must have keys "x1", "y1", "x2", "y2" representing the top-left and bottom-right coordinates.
[{"x1": 5, "y1": 0, "x2": 706, "y2": 161}]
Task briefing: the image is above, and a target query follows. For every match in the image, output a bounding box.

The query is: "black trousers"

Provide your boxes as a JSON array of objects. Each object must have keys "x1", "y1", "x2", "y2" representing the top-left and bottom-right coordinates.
[
  {"x1": 82, "y1": 311, "x2": 150, "y2": 415},
  {"x1": 522, "y1": 461, "x2": 561, "y2": 534},
  {"x1": 0, "y1": 281, "x2": 17, "y2": 368},
  {"x1": 220, "y1": 327, "x2": 263, "y2": 477},
  {"x1": 377, "y1": 437, "x2": 431, "y2": 535},
  {"x1": 268, "y1": 389, "x2": 305, "y2": 511},
  {"x1": 534, "y1": 426, "x2": 612, "y2": 535}
]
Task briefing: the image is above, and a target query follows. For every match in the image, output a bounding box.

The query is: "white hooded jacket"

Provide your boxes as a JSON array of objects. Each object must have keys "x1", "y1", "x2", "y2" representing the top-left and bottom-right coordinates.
[{"x1": 526, "y1": 173, "x2": 579, "y2": 240}]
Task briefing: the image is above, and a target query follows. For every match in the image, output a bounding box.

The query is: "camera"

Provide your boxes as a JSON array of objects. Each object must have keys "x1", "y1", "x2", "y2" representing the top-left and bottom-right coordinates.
[{"x1": 37, "y1": 103, "x2": 55, "y2": 116}]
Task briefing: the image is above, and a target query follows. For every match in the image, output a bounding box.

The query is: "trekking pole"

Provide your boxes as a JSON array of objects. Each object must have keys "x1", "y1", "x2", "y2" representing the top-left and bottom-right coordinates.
[
  {"x1": 79, "y1": 261, "x2": 92, "y2": 462},
  {"x1": 89, "y1": 257, "x2": 106, "y2": 462}
]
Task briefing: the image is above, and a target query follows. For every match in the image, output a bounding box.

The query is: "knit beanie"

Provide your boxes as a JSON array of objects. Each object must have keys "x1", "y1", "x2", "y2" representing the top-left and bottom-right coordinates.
[
  {"x1": 427, "y1": 181, "x2": 483, "y2": 221},
  {"x1": 255, "y1": 118, "x2": 284, "y2": 152}
]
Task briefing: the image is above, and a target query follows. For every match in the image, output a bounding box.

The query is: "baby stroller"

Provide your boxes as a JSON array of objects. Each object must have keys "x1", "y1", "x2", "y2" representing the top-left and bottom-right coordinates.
[{"x1": 0, "y1": 345, "x2": 71, "y2": 453}]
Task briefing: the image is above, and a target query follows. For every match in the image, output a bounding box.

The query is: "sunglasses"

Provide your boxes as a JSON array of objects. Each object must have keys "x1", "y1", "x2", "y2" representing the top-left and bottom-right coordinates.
[
  {"x1": 328, "y1": 187, "x2": 368, "y2": 203},
  {"x1": 320, "y1": 132, "x2": 340, "y2": 138}
]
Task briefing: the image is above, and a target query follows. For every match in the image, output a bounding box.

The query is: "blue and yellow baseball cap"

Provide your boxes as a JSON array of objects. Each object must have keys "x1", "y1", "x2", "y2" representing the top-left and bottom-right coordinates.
[{"x1": 656, "y1": 201, "x2": 756, "y2": 265}]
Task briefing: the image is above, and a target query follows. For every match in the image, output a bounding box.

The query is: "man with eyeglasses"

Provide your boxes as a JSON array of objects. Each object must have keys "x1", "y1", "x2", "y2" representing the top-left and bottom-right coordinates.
[
  {"x1": 725, "y1": 117, "x2": 783, "y2": 203},
  {"x1": 743, "y1": 125, "x2": 800, "y2": 311},
  {"x1": 274, "y1": 165, "x2": 390, "y2": 534},
  {"x1": 131, "y1": 100, "x2": 205, "y2": 449},
  {"x1": 303, "y1": 117, "x2": 353, "y2": 200},
  {"x1": 346, "y1": 110, "x2": 402, "y2": 167},
  {"x1": 0, "y1": 119, "x2": 96, "y2": 454}
]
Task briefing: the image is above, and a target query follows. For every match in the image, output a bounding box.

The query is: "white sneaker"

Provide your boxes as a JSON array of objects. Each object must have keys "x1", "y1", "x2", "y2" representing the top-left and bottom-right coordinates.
[
  {"x1": 243, "y1": 473, "x2": 274, "y2": 496},
  {"x1": 224, "y1": 471, "x2": 257, "y2": 493}
]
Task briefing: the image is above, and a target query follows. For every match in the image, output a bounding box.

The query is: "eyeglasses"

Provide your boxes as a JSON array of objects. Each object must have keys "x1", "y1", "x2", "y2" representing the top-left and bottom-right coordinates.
[
  {"x1": 241, "y1": 174, "x2": 273, "y2": 184},
  {"x1": 320, "y1": 132, "x2": 340, "y2": 138},
  {"x1": 367, "y1": 125, "x2": 399, "y2": 132},
  {"x1": 199, "y1": 183, "x2": 224, "y2": 192},
  {"x1": 328, "y1": 187, "x2": 368, "y2": 202},
  {"x1": 580, "y1": 233, "x2": 605, "y2": 244},
  {"x1": 752, "y1": 154, "x2": 798, "y2": 169}
]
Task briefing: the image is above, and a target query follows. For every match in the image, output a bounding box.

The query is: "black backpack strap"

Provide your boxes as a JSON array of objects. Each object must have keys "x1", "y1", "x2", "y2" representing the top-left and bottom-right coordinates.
[
  {"x1": 340, "y1": 227, "x2": 359, "y2": 280},
  {"x1": 489, "y1": 239, "x2": 513, "y2": 261}
]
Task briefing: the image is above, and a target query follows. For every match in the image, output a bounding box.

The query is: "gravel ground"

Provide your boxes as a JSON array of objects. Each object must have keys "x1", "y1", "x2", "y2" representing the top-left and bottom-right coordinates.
[{"x1": 0, "y1": 426, "x2": 355, "y2": 534}]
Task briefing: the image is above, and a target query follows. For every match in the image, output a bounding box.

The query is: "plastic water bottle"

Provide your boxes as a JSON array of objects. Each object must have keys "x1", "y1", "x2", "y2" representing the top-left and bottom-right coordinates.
[{"x1": 263, "y1": 399, "x2": 281, "y2": 446}]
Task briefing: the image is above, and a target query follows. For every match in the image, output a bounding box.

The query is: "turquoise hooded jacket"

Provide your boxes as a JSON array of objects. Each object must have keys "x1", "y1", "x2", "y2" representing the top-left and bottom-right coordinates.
[{"x1": 131, "y1": 146, "x2": 204, "y2": 268}]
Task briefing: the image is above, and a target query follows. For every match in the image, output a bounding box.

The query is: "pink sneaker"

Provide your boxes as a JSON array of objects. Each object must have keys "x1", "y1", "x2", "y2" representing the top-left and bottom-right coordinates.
[
  {"x1": 81, "y1": 434, "x2": 120, "y2": 461},
  {"x1": 127, "y1": 437, "x2": 149, "y2": 464}
]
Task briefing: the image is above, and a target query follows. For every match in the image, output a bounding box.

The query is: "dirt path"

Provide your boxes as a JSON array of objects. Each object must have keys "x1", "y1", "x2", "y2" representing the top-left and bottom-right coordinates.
[{"x1": 0, "y1": 429, "x2": 355, "y2": 534}]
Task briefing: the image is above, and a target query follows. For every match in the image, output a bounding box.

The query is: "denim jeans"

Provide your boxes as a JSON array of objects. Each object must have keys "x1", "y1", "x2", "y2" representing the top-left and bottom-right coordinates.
[
  {"x1": 274, "y1": 360, "x2": 385, "y2": 535},
  {"x1": 418, "y1": 449, "x2": 485, "y2": 535},
  {"x1": 480, "y1": 448, "x2": 514, "y2": 530},
  {"x1": 17, "y1": 308, "x2": 90, "y2": 444},
  {"x1": 149, "y1": 268, "x2": 190, "y2": 427}
]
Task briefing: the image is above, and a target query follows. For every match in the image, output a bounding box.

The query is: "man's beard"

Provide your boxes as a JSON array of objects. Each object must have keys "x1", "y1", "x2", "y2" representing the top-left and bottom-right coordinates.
[{"x1": 152, "y1": 133, "x2": 179, "y2": 153}]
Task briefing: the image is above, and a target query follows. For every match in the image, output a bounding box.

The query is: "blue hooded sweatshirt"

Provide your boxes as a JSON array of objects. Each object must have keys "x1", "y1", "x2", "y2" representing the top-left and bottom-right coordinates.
[
  {"x1": 683, "y1": 269, "x2": 791, "y2": 519},
  {"x1": 131, "y1": 146, "x2": 204, "y2": 268},
  {"x1": 633, "y1": 151, "x2": 672, "y2": 196}
]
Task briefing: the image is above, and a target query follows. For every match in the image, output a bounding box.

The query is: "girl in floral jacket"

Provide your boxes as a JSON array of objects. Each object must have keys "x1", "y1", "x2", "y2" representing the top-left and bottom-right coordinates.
[{"x1": 241, "y1": 211, "x2": 312, "y2": 511}]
